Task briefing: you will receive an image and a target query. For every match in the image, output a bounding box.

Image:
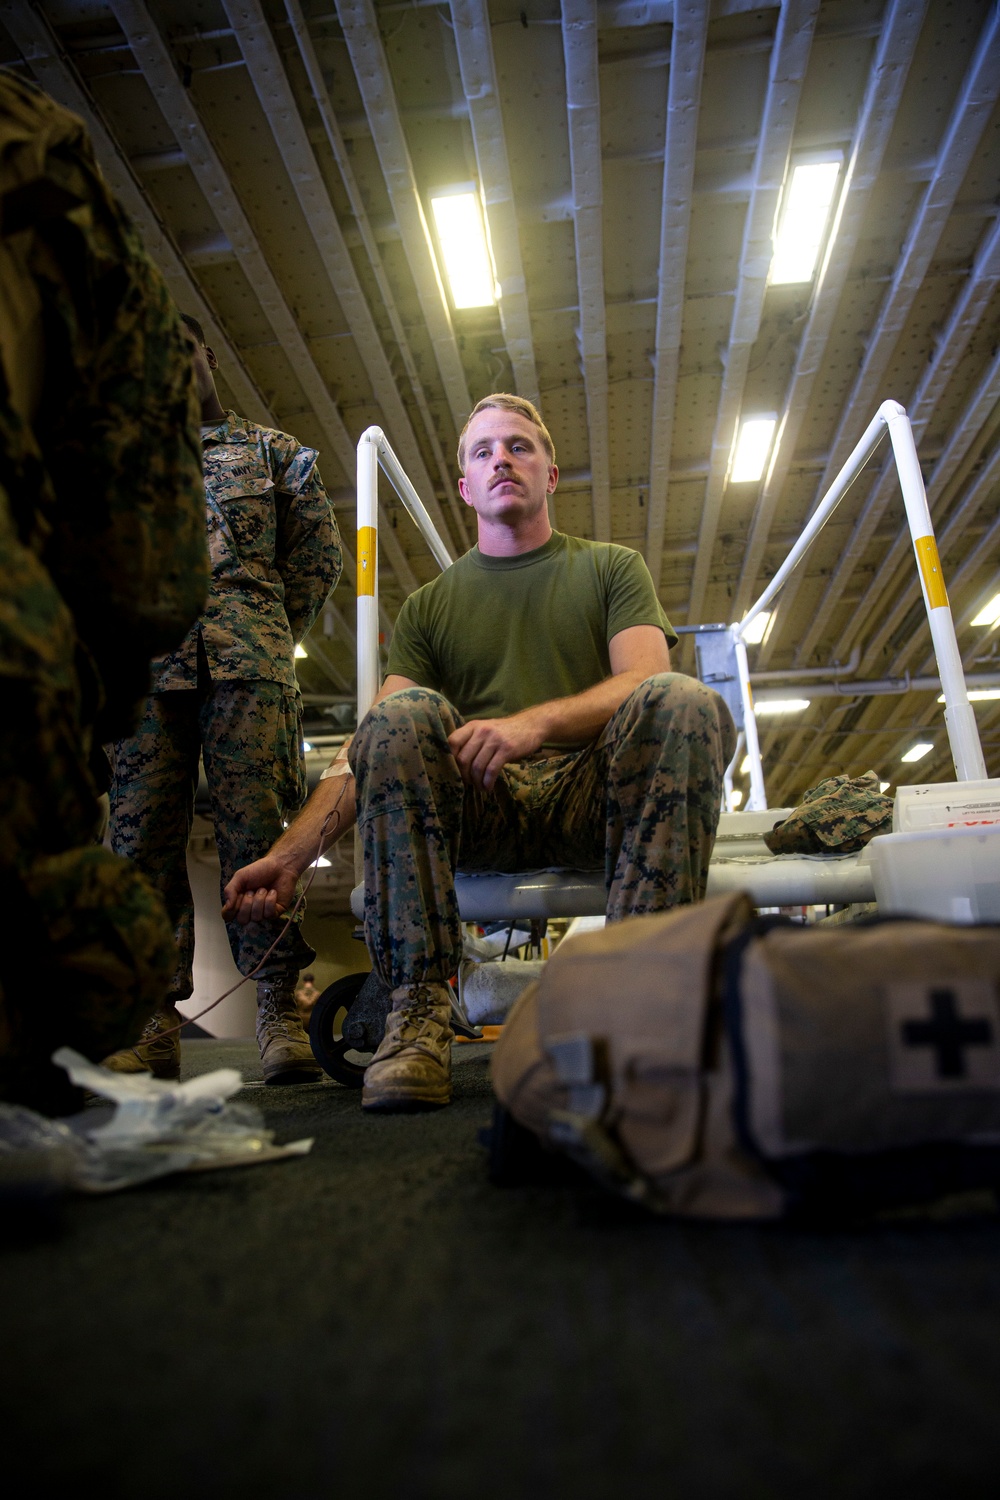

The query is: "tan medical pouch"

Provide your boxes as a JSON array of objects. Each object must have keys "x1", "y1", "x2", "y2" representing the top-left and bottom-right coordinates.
[{"x1": 491, "y1": 894, "x2": 1000, "y2": 1219}]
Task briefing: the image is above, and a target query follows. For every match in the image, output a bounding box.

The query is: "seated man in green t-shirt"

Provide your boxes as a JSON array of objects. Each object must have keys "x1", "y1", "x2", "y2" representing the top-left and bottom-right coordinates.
[{"x1": 223, "y1": 394, "x2": 737, "y2": 1112}]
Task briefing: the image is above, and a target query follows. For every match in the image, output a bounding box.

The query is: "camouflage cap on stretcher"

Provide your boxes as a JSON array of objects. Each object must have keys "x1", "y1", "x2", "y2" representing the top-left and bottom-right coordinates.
[{"x1": 763, "y1": 770, "x2": 893, "y2": 855}]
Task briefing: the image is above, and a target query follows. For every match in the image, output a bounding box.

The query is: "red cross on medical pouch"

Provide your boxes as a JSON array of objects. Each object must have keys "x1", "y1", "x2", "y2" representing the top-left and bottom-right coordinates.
[{"x1": 885, "y1": 980, "x2": 1000, "y2": 1092}]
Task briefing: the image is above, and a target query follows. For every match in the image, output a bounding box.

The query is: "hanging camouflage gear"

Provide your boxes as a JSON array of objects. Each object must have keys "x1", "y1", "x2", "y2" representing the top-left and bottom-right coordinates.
[
  {"x1": 153, "y1": 411, "x2": 342, "y2": 691},
  {"x1": 0, "y1": 73, "x2": 206, "y2": 1110},
  {"x1": 763, "y1": 770, "x2": 893, "y2": 855}
]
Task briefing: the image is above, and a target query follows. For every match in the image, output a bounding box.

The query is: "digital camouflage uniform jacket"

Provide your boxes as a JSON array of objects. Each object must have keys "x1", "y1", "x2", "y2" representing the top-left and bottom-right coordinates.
[
  {"x1": 152, "y1": 412, "x2": 342, "y2": 689},
  {"x1": 0, "y1": 71, "x2": 207, "y2": 740}
]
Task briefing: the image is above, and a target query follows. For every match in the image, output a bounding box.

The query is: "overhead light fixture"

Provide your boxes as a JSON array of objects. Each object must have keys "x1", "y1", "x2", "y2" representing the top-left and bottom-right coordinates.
[
  {"x1": 310, "y1": 855, "x2": 331, "y2": 868},
  {"x1": 740, "y1": 610, "x2": 771, "y2": 644},
  {"x1": 729, "y1": 788, "x2": 744, "y2": 808},
  {"x1": 430, "y1": 190, "x2": 498, "y2": 309},
  {"x1": 302, "y1": 740, "x2": 313, "y2": 753},
  {"x1": 294, "y1": 643, "x2": 308, "y2": 659},
  {"x1": 740, "y1": 755, "x2": 751, "y2": 776},
  {"x1": 937, "y1": 689, "x2": 1000, "y2": 703},
  {"x1": 754, "y1": 698, "x2": 810, "y2": 715},
  {"x1": 731, "y1": 417, "x2": 777, "y2": 483},
  {"x1": 770, "y1": 158, "x2": 841, "y2": 285},
  {"x1": 879, "y1": 781, "x2": 891, "y2": 793},
  {"x1": 901, "y1": 742, "x2": 933, "y2": 763},
  {"x1": 970, "y1": 592, "x2": 1000, "y2": 627}
]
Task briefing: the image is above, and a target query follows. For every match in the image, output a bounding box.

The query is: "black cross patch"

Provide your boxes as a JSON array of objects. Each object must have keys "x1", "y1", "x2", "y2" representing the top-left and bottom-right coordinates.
[{"x1": 886, "y1": 980, "x2": 1000, "y2": 1093}]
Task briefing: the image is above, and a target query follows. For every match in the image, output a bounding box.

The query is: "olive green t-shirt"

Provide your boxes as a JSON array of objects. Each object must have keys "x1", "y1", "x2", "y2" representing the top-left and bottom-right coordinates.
[{"x1": 386, "y1": 532, "x2": 676, "y2": 741}]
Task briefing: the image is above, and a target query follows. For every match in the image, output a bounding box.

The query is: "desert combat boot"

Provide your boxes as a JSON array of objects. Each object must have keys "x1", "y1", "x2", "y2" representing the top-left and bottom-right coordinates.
[
  {"x1": 102, "y1": 1003, "x2": 184, "y2": 1081},
  {"x1": 361, "y1": 982, "x2": 454, "y2": 1112},
  {"x1": 256, "y1": 980, "x2": 321, "y2": 1085}
]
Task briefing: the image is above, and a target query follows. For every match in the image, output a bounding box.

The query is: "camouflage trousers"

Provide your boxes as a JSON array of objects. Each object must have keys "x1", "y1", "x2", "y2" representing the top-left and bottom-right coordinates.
[
  {"x1": 350, "y1": 674, "x2": 737, "y2": 988},
  {"x1": 108, "y1": 680, "x2": 314, "y2": 999},
  {"x1": 0, "y1": 660, "x2": 175, "y2": 1110}
]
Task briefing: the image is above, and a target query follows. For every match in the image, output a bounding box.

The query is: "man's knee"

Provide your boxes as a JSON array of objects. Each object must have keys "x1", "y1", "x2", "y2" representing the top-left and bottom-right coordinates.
[
  {"x1": 619, "y1": 672, "x2": 737, "y2": 761},
  {"x1": 353, "y1": 687, "x2": 458, "y2": 761}
]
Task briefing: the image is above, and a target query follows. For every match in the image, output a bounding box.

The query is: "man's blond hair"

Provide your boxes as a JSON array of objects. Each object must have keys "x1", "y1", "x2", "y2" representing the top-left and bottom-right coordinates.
[{"x1": 456, "y1": 393, "x2": 556, "y2": 474}]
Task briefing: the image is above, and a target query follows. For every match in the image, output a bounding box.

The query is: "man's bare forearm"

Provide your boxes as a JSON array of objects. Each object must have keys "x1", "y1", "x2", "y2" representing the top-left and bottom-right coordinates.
[
  {"x1": 272, "y1": 767, "x2": 357, "y2": 877},
  {"x1": 526, "y1": 668, "x2": 655, "y2": 746}
]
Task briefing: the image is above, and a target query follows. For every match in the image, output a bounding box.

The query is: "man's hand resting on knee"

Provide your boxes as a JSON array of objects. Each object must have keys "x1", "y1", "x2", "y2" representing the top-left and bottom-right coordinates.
[{"x1": 449, "y1": 707, "x2": 549, "y2": 792}]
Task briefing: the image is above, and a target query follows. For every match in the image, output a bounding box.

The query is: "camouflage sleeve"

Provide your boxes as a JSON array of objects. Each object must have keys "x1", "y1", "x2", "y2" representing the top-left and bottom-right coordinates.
[
  {"x1": 273, "y1": 443, "x2": 343, "y2": 645},
  {"x1": 9, "y1": 78, "x2": 208, "y2": 736}
]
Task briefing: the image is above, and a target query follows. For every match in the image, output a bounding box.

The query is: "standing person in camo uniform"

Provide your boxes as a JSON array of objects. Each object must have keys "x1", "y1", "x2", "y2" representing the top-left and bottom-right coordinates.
[
  {"x1": 0, "y1": 74, "x2": 208, "y2": 1112},
  {"x1": 223, "y1": 394, "x2": 737, "y2": 1113},
  {"x1": 105, "y1": 317, "x2": 342, "y2": 1084}
]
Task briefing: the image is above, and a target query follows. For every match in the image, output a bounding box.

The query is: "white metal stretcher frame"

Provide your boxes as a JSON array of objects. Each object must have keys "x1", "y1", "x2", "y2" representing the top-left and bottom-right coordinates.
[
  {"x1": 352, "y1": 405, "x2": 983, "y2": 921},
  {"x1": 731, "y1": 399, "x2": 987, "y2": 811}
]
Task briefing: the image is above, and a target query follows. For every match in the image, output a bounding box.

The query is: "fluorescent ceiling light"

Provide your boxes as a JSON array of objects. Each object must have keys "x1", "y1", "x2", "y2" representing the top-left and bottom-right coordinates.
[
  {"x1": 879, "y1": 782, "x2": 891, "y2": 793},
  {"x1": 729, "y1": 788, "x2": 743, "y2": 807},
  {"x1": 430, "y1": 191, "x2": 497, "y2": 309},
  {"x1": 740, "y1": 610, "x2": 771, "y2": 644},
  {"x1": 901, "y1": 742, "x2": 933, "y2": 763},
  {"x1": 302, "y1": 740, "x2": 313, "y2": 753},
  {"x1": 740, "y1": 755, "x2": 751, "y2": 776},
  {"x1": 294, "y1": 643, "x2": 308, "y2": 658},
  {"x1": 937, "y1": 689, "x2": 1000, "y2": 703},
  {"x1": 754, "y1": 698, "x2": 810, "y2": 715},
  {"x1": 731, "y1": 417, "x2": 777, "y2": 483},
  {"x1": 770, "y1": 159, "x2": 841, "y2": 284},
  {"x1": 310, "y1": 855, "x2": 331, "y2": 868},
  {"x1": 970, "y1": 592, "x2": 1000, "y2": 627}
]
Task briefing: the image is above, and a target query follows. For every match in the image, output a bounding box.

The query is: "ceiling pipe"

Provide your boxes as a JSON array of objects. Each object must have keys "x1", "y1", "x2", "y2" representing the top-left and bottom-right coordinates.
[
  {"x1": 753, "y1": 671, "x2": 1000, "y2": 702},
  {"x1": 750, "y1": 644, "x2": 860, "y2": 682}
]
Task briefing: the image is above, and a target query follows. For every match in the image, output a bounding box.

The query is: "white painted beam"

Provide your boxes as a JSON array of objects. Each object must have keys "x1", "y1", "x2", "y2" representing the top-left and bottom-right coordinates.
[
  {"x1": 644, "y1": 0, "x2": 708, "y2": 586},
  {"x1": 562, "y1": 0, "x2": 611, "y2": 541},
  {"x1": 684, "y1": 0, "x2": 820, "y2": 628},
  {"x1": 335, "y1": 0, "x2": 473, "y2": 431},
  {"x1": 778, "y1": 6, "x2": 1000, "y2": 661},
  {"x1": 219, "y1": 0, "x2": 458, "y2": 555},
  {"x1": 735, "y1": 0, "x2": 928, "y2": 660},
  {"x1": 450, "y1": 0, "x2": 540, "y2": 408}
]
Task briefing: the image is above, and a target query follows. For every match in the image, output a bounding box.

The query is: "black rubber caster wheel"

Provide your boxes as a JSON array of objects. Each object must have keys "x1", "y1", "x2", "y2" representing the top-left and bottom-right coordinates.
[{"x1": 309, "y1": 970, "x2": 392, "y2": 1087}]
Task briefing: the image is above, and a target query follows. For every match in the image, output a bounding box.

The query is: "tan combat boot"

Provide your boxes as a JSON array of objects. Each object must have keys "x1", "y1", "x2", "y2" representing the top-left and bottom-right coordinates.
[
  {"x1": 102, "y1": 1004, "x2": 184, "y2": 1081},
  {"x1": 256, "y1": 981, "x2": 321, "y2": 1085},
  {"x1": 361, "y1": 982, "x2": 454, "y2": 1112}
]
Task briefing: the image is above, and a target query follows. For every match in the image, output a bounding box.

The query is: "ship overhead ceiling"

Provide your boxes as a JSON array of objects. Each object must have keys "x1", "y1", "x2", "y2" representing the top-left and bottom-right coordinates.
[{"x1": 2, "y1": 0, "x2": 999, "y2": 802}]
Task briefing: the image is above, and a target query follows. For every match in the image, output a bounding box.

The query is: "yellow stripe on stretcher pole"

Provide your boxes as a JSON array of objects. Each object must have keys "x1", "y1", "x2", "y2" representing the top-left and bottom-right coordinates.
[
  {"x1": 357, "y1": 526, "x2": 377, "y2": 596},
  {"x1": 914, "y1": 534, "x2": 948, "y2": 610}
]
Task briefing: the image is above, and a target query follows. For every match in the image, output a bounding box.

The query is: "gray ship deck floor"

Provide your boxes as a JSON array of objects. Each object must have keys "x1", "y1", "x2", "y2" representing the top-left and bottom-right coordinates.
[{"x1": 4, "y1": 1036, "x2": 1000, "y2": 1498}]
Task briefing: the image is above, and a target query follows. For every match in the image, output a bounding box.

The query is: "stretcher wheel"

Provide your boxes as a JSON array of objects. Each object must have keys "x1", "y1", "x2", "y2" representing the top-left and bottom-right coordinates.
[{"x1": 309, "y1": 970, "x2": 391, "y2": 1088}]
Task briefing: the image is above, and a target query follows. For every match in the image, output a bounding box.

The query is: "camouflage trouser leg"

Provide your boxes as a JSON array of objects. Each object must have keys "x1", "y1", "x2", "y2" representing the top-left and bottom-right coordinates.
[
  {"x1": 350, "y1": 677, "x2": 735, "y2": 988},
  {"x1": 0, "y1": 676, "x2": 175, "y2": 1110},
  {"x1": 109, "y1": 682, "x2": 314, "y2": 998},
  {"x1": 591, "y1": 672, "x2": 737, "y2": 919}
]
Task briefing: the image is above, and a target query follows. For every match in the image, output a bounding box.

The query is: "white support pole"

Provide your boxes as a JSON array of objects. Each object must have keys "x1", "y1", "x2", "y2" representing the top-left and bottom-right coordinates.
[
  {"x1": 375, "y1": 433, "x2": 454, "y2": 573},
  {"x1": 723, "y1": 730, "x2": 745, "y2": 813},
  {"x1": 882, "y1": 403, "x2": 987, "y2": 782},
  {"x1": 356, "y1": 426, "x2": 381, "y2": 720},
  {"x1": 733, "y1": 631, "x2": 768, "y2": 810},
  {"x1": 737, "y1": 407, "x2": 890, "y2": 643}
]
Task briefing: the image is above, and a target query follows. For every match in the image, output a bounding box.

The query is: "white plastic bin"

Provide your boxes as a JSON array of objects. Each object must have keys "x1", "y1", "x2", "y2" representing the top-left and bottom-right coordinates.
[{"x1": 869, "y1": 825, "x2": 1000, "y2": 923}]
